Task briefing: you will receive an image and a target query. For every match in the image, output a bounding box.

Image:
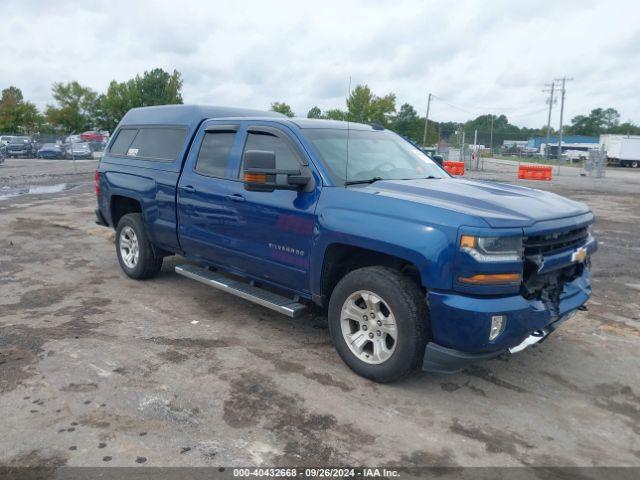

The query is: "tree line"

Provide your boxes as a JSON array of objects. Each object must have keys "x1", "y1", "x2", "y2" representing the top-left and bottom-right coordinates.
[
  {"x1": 271, "y1": 84, "x2": 640, "y2": 147},
  {"x1": 2, "y1": 71, "x2": 638, "y2": 145},
  {"x1": 0, "y1": 68, "x2": 183, "y2": 135}
]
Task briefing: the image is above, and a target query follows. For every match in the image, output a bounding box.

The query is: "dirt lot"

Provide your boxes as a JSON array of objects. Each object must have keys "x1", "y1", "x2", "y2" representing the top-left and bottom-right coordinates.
[{"x1": 1, "y1": 158, "x2": 639, "y2": 468}]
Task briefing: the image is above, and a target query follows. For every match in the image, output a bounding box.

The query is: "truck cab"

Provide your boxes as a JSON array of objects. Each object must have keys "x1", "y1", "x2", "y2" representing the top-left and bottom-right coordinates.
[{"x1": 96, "y1": 105, "x2": 597, "y2": 382}]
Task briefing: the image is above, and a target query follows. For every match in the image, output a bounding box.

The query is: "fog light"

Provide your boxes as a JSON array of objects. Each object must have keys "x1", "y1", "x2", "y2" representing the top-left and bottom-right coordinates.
[{"x1": 489, "y1": 315, "x2": 506, "y2": 341}]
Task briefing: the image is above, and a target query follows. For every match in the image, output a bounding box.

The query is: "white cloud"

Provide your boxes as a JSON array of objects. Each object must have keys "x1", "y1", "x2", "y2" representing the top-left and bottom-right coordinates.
[{"x1": 1, "y1": 0, "x2": 639, "y2": 127}]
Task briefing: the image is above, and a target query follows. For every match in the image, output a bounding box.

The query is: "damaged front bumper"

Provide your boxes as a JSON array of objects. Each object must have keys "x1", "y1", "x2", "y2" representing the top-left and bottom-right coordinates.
[
  {"x1": 422, "y1": 309, "x2": 577, "y2": 373},
  {"x1": 422, "y1": 266, "x2": 592, "y2": 374}
]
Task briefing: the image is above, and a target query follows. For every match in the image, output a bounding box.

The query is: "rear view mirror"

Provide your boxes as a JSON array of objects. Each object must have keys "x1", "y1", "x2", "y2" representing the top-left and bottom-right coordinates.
[{"x1": 243, "y1": 150, "x2": 312, "y2": 192}]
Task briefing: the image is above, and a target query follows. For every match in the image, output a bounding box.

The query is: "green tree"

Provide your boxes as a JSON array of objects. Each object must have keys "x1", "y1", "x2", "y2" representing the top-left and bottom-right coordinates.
[
  {"x1": 96, "y1": 79, "x2": 139, "y2": 132},
  {"x1": 96, "y1": 68, "x2": 183, "y2": 131},
  {"x1": 602, "y1": 108, "x2": 620, "y2": 130},
  {"x1": 346, "y1": 84, "x2": 395, "y2": 126},
  {"x1": 270, "y1": 101, "x2": 294, "y2": 117},
  {"x1": 19, "y1": 103, "x2": 44, "y2": 135},
  {"x1": 609, "y1": 121, "x2": 640, "y2": 135},
  {"x1": 0, "y1": 86, "x2": 42, "y2": 133},
  {"x1": 369, "y1": 93, "x2": 396, "y2": 126},
  {"x1": 566, "y1": 107, "x2": 622, "y2": 136},
  {"x1": 137, "y1": 68, "x2": 182, "y2": 106},
  {"x1": 390, "y1": 103, "x2": 433, "y2": 143},
  {"x1": 45, "y1": 81, "x2": 98, "y2": 133},
  {"x1": 307, "y1": 106, "x2": 322, "y2": 119},
  {"x1": 346, "y1": 85, "x2": 374, "y2": 123},
  {"x1": 322, "y1": 109, "x2": 347, "y2": 121}
]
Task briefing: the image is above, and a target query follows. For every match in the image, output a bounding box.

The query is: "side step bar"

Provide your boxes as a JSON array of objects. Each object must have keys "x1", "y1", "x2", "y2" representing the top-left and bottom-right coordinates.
[{"x1": 175, "y1": 264, "x2": 308, "y2": 318}]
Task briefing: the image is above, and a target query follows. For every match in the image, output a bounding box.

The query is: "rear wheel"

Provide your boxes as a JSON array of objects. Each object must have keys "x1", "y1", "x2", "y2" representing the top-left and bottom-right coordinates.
[
  {"x1": 115, "y1": 213, "x2": 163, "y2": 279},
  {"x1": 328, "y1": 266, "x2": 429, "y2": 383},
  {"x1": 631, "y1": 161, "x2": 639, "y2": 168}
]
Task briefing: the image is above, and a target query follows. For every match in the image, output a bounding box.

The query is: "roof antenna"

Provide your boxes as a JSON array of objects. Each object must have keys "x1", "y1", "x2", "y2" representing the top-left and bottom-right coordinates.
[{"x1": 345, "y1": 76, "x2": 352, "y2": 186}]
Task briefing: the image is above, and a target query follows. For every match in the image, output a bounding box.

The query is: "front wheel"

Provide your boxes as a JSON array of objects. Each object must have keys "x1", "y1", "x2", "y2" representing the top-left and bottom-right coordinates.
[
  {"x1": 115, "y1": 213, "x2": 163, "y2": 279},
  {"x1": 328, "y1": 266, "x2": 429, "y2": 383}
]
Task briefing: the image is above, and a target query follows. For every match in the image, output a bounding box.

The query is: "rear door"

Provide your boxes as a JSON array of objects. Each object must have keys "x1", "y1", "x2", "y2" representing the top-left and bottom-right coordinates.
[{"x1": 176, "y1": 122, "x2": 243, "y2": 264}]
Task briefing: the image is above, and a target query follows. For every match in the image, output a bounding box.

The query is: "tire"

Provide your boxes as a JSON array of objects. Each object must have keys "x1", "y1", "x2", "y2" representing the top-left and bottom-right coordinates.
[
  {"x1": 328, "y1": 266, "x2": 429, "y2": 383},
  {"x1": 631, "y1": 161, "x2": 639, "y2": 169},
  {"x1": 115, "y1": 213, "x2": 163, "y2": 279}
]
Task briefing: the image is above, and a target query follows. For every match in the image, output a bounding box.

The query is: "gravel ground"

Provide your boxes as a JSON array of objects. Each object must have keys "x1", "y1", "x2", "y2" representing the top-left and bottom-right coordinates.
[{"x1": 0, "y1": 158, "x2": 639, "y2": 469}]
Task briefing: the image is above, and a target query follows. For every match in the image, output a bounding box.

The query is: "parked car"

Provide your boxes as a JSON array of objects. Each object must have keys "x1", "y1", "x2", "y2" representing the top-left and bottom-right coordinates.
[
  {"x1": 0, "y1": 135, "x2": 14, "y2": 147},
  {"x1": 95, "y1": 105, "x2": 597, "y2": 383},
  {"x1": 5, "y1": 136, "x2": 36, "y2": 158},
  {"x1": 66, "y1": 142, "x2": 93, "y2": 159},
  {"x1": 80, "y1": 131, "x2": 106, "y2": 143},
  {"x1": 37, "y1": 143, "x2": 66, "y2": 159}
]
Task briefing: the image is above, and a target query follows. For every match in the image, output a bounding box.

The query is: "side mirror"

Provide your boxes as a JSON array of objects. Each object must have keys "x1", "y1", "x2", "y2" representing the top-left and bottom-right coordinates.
[
  {"x1": 243, "y1": 150, "x2": 312, "y2": 192},
  {"x1": 432, "y1": 155, "x2": 444, "y2": 167}
]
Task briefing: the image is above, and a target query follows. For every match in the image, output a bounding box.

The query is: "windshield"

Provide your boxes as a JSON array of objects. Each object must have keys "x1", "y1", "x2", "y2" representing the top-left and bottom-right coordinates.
[
  {"x1": 304, "y1": 129, "x2": 447, "y2": 185},
  {"x1": 10, "y1": 137, "x2": 29, "y2": 144},
  {"x1": 41, "y1": 143, "x2": 58, "y2": 148},
  {"x1": 72, "y1": 142, "x2": 89, "y2": 149}
]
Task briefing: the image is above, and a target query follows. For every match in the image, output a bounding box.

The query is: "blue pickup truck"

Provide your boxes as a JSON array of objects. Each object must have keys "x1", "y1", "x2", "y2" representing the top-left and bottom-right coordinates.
[{"x1": 95, "y1": 105, "x2": 597, "y2": 382}]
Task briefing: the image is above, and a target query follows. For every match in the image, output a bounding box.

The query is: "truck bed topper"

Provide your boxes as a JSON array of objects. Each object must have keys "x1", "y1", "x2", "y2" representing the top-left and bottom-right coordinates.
[{"x1": 118, "y1": 104, "x2": 285, "y2": 129}]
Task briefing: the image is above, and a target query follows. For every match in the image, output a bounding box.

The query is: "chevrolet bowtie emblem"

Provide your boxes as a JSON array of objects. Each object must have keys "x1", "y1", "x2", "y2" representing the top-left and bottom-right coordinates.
[{"x1": 571, "y1": 247, "x2": 587, "y2": 263}]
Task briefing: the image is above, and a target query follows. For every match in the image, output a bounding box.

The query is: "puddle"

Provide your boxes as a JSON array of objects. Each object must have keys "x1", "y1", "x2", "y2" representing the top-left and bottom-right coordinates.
[{"x1": 0, "y1": 183, "x2": 68, "y2": 201}]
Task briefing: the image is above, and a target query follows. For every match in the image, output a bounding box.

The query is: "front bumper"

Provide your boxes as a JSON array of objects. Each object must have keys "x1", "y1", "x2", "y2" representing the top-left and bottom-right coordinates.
[
  {"x1": 422, "y1": 267, "x2": 591, "y2": 373},
  {"x1": 422, "y1": 310, "x2": 577, "y2": 373},
  {"x1": 7, "y1": 149, "x2": 30, "y2": 156}
]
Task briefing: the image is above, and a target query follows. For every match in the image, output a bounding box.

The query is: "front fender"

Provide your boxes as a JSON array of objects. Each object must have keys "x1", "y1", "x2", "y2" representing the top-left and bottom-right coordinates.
[{"x1": 311, "y1": 206, "x2": 456, "y2": 295}]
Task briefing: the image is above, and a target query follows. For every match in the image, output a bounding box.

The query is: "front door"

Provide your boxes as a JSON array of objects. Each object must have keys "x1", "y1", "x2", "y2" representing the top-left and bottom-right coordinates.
[{"x1": 224, "y1": 124, "x2": 320, "y2": 294}]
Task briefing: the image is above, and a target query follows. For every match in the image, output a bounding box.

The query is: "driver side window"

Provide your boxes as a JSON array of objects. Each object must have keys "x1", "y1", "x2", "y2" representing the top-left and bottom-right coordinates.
[{"x1": 240, "y1": 131, "x2": 301, "y2": 176}]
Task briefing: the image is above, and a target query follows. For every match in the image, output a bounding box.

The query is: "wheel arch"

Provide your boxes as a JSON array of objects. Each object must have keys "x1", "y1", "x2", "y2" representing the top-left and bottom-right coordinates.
[
  {"x1": 110, "y1": 195, "x2": 142, "y2": 228},
  {"x1": 316, "y1": 242, "x2": 427, "y2": 307}
]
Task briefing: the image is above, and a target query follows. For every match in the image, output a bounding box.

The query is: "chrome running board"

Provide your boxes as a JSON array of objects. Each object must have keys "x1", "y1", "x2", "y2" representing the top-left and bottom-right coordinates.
[{"x1": 175, "y1": 264, "x2": 308, "y2": 318}]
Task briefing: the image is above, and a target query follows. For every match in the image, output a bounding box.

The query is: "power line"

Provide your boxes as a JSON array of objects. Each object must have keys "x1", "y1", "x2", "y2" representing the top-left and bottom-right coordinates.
[
  {"x1": 429, "y1": 95, "x2": 550, "y2": 122},
  {"x1": 431, "y1": 94, "x2": 544, "y2": 115}
]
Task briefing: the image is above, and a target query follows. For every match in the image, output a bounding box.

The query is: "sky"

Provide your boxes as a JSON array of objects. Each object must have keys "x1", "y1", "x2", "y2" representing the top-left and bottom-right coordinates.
[{"x1": 2, "y1": 0, "x2": 639, "y2": 128}]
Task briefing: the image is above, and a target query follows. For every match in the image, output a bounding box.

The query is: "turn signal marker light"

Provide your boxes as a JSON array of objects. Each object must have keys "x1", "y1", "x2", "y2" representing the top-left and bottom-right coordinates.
[
  {"x1": 460, "y1": 235, "x2": 476, "y2": 248},
  {"x1": 458, "y1": 273, "x2": 521, "y2": 285},
  {"x1": 244, "y1": 173, "x2": 267, "y2": 183}
]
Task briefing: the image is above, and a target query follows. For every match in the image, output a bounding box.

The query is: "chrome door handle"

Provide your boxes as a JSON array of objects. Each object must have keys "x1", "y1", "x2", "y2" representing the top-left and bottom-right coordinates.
[{"x1": 181, "y1": 185, "x2": 196, "y2": 194}]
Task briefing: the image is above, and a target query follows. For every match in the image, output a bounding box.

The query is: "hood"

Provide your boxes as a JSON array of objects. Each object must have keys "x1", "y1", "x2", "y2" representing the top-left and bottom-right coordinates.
[{"x1": 358, "y1": 178, "x2": 590, "y2": 228}]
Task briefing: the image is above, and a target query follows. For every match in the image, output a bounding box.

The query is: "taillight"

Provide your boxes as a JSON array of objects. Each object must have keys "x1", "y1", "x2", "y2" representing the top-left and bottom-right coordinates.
[{"x1": 95, "y1": 170, "x2": 100, "y2": 197}]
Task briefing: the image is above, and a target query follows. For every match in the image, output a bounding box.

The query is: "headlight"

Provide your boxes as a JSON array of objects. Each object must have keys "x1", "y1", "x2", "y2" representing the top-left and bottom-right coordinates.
[{"x1": 460, "y1": 235, "x2": 522, "y2": 262}]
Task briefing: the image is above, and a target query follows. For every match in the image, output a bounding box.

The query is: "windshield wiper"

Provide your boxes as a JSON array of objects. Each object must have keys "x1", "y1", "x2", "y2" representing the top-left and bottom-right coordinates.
[
  {"x1": 345, "y1": 177, "x2": 384, "y2": 186},
  {"x1": 395, "y1": 176, "x2": 441, "y2": 181}
]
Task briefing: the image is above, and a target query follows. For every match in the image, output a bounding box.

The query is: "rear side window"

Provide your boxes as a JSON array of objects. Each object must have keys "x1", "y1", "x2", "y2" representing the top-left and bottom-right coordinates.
[
  {"x1": 240, "y1": 131, "x2": 301, "y2": 176},
  {"x1": 127, "y1": 128, "x2": 187, "y2": 161},
  {"x1": 109, "y1": 128, "x2": 138, "y2": 155},
  {"x1": 109, "y1": 127, "x2": 187, "y2": 161},
  {"x1": 195, "y1": 132, "x2": 236, "y2": 178}
]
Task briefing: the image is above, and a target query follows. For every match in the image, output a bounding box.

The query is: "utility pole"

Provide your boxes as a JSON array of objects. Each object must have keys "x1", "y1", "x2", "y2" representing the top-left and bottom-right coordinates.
[
  {"x1": 543, "y1": 82, "x2": 556, "y2": 162},
  {"x1": 555, "y1": 77, "x2": 573, "y2": 167},
  {"x1": 422, "y1": 93, "x2": 432, "y2": 146},
  {"x1": 489, "y1": 115, "x2": 495, "y2": 156}
]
